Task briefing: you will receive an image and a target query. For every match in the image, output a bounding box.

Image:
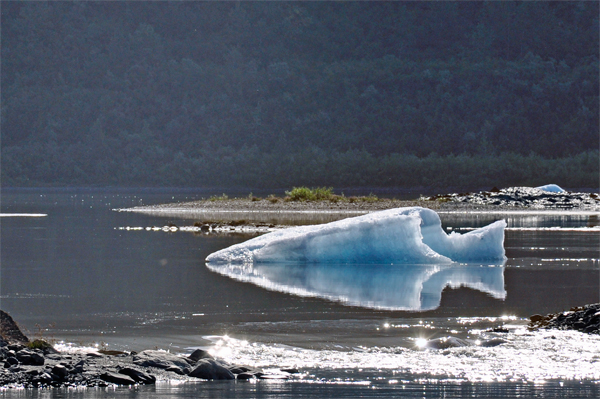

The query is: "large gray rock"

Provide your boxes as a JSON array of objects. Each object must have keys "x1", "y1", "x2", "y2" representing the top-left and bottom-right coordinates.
[
  {"x1": 100, "y1": 372, "x2": 136, "y2": 385},
  {"x1": 51, "y1": 364, "x2": 69, "y2": 380},
  {"x1": 228, "y1": 365, "x2": 259, "y2": 374},
  {"x1": 133, "y1": 350, "x2": 189, "y2": 370},
  {"x1": 188, "y1": 359, "x2": 235, "y2": 380},
  {"x1": 118, "y1": 367, "x2": 156, "y2": 384},
  {"x1": 236, "y1": 372, "x2": 256, "y2": 380},
  {"x1": 188, "y1": 349, "x2": 213, "y2": 362},
  {"x1": 16, "y1": 349, "x2": 44, "y2": 366}
]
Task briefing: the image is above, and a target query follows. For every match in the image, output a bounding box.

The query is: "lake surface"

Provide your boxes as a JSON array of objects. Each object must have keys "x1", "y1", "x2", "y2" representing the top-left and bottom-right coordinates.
[{"x1": 1, "y1": 188, "x2": 599, "y2": 398}]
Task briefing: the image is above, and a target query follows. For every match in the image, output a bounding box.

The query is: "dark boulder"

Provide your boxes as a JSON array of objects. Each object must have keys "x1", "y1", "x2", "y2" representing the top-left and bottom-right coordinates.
[
  {"x1": 118, "y1": 367, "x2": 156, "y2": 384},
  {"x1": 281, "y1": 368, "x2": 299, "y2": 374},
  {"x1": 188, "y1": 348, "x2": 214, "y2": 362},
  {"x1": 236, "y1": 372, "x2": 256, "y2": 380},
  {"x1": 4, "y1": 357, "x2": 18, "y2": 367},
  {"x1": 133, "y1": 350, "x2": 190, "y2": 370},
  {"x1": 25, "y1": 369, "x2": 39, "y2": 377},
  {"x1": 228, "y1": 365, "x2": 256, "y2": 374},
  {"x1": 7, "y1": 344, "x2": 25, "y2": 352},
  {"x1": 33, "y1": 372, "x2": 53, "y2": 385},
  {"x1": 51, "y1": 364, "x2": 69, "y2": 380},
  {"x1": 188, "y1": 359, "x2": 235, "y2": 380},
  {"x1": 16, "y1": 349, "x2": 44, "y2": 366},
  {"x1": 529, "y1": 314, "x2": 545, "y2": 323},
  {"x1": 200, "y1": 224, "x2": 210, "y2": 232},
  {"x1": 228, "y1": 364, "x2": 264, "y2": 379},
  {"x1": 100, "y1": 372, "x2": 136, "y2": 385},
  {"x1": 165, "y1": 365, "x2": 186, "y2": 375}
]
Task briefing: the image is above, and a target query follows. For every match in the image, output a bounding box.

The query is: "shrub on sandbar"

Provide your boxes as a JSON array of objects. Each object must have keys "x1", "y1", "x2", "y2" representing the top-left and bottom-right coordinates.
[{"x1": 285, "y1": 187, "x2": 335, "y2": 201}]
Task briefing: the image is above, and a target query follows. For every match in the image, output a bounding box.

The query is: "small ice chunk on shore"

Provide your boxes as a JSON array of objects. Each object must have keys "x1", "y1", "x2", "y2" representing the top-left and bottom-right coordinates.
[
  {"x1": 206, "y1": 207, "x2": 506, "y2": 264},
  {"x1": 535, "y1": 184, "x2": 565, "y2": 193}
]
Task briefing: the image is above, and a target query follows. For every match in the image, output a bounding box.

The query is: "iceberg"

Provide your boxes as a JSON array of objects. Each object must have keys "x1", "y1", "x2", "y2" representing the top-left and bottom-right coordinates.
[
  {"x1": 535, "y1": 184, "x2": 565, "y2": 193},
  {"x1": 206, "y1": 207, "x2": 506, "y2": 265}
]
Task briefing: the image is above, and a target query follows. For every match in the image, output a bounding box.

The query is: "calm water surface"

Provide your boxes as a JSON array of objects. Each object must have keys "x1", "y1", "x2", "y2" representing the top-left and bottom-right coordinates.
[{"x1": 1, "y1": 189, "x2": 599, "y2": 398}]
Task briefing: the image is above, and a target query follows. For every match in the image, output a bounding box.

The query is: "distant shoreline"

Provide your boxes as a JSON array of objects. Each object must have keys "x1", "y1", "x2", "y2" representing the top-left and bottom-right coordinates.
[
  {"x1": 120, "y1": 186, "x2": 600, "y2": 220},
  {"x1": 121, "y1": 197, "x2": 500, "y2": 214}
]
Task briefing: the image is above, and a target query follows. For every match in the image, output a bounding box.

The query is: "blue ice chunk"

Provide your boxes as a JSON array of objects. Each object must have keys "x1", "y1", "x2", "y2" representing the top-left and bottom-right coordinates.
[
  {"x1": 535, "y1": 184, "x2": 565, "y2": 193},
  {"x1": 206, "y1": 207, "x2": 506, "y2": 264}
]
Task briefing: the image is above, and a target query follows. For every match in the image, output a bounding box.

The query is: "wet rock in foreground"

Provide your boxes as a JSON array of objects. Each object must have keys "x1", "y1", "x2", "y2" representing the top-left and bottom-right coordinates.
[
  {"x1": 133, "y1": 349, "x2": 191, "y2": 370},
  {"x1": 0, "y1": 341, "x2": 296, "y2": 388},
  {"x1": 528, "y1": 303, "x2": 600, "y2": 334},
  {"x1": 0, "y1": 311, "x2": 29, "y2": 345},
  {"x1": 0, "y1": 310, "x2": 299, "y2": 388}
]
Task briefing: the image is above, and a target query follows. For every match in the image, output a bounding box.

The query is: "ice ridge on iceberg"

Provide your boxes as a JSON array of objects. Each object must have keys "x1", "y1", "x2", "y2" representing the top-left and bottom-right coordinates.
[{"x1": 206, "y1": 207, "x2": 506, "y2": 264}]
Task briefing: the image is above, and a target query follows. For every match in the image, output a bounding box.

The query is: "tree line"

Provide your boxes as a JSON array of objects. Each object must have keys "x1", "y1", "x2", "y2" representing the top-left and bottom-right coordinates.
[{"x1": 1, "y1": 1, "x2": 598, "y2": 188}]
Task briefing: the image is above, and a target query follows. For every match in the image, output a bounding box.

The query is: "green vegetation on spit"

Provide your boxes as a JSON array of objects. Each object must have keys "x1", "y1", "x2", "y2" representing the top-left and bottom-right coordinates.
[
  {"x1": 285, "y1": 187, "x2": 379, "y2": 203},
  {"x1": 207, "y1": 187, "x2": 379, "y2": 203},
  {"x1": 285, "y1": 187, "x2": 335, "y2": 201}
]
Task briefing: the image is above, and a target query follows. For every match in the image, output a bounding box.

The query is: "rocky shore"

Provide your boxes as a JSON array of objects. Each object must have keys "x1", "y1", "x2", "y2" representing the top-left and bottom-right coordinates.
[
  {"x1": 0, "y1": 311, "x2": 294, "y2": 388},
  {"x1": 426, "y1": 186, "x2": 599, "y2": 210},
  {"x1": 528, "y1": 303, "x2": 600, "y2": 334}
]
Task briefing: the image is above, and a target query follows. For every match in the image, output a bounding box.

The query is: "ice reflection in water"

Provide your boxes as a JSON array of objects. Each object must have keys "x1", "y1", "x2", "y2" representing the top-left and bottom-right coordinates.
[{"x1": 206, "y1": 262, "x2": 506, "y2": 311}]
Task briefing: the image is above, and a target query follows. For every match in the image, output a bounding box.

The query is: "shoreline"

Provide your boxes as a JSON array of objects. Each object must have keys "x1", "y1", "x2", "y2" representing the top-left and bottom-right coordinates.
[
  {"x1": 116, "y1": 199, "x2": 523, "y2": 230},
  {"x1": 116, "y1": 196, "x2": 599, "y2": 236},
  {"x1": 121, "y1": 198, "x2": 521, "y2": 214},
  {"x1": 119, "y1": 197, "x2": 600, "y2": 217},
  {"x1": 120, "y1": 185, "x2": 600, "y2": 215},
  {"x1": 0, "y1": 311, "x2": 295, "y2": 388}
]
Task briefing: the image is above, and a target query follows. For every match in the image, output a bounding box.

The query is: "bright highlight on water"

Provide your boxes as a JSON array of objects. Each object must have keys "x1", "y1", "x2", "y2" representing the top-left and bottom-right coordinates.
[{"x1": 0, "y1": 213, "x2": 47, "y2": 217}]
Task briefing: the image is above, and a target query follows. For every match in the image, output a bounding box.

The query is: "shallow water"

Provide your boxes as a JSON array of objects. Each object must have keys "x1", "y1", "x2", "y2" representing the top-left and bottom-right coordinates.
[{"x1": 1, "y1": 188, "x2": 599, "y2": 397}]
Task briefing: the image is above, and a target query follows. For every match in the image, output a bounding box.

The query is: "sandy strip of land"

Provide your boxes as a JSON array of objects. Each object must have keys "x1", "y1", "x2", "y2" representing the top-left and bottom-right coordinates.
[
  {"x1": 118, "y1": 195, "x2": 598, "y2": 228},
  {"x1": 123, "y1": 198, "x2": 502, "y2": 213}
]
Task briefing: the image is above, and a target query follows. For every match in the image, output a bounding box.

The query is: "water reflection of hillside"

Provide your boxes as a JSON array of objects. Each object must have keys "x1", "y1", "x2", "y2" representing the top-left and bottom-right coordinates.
[{"x1": 207, "y1": 262, "x2": 506, "y2": 311}]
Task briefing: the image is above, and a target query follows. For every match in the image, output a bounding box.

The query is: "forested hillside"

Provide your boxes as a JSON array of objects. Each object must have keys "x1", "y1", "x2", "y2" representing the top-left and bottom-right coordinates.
[{"x1": 1, "y1": 1, "x2": 598, "y2": 188}]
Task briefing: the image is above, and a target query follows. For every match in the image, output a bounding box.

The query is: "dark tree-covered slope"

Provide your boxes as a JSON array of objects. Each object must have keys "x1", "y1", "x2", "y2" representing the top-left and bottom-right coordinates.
[{"x1": 1, "y1": 1, "x2": 598, "y2": 188}]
